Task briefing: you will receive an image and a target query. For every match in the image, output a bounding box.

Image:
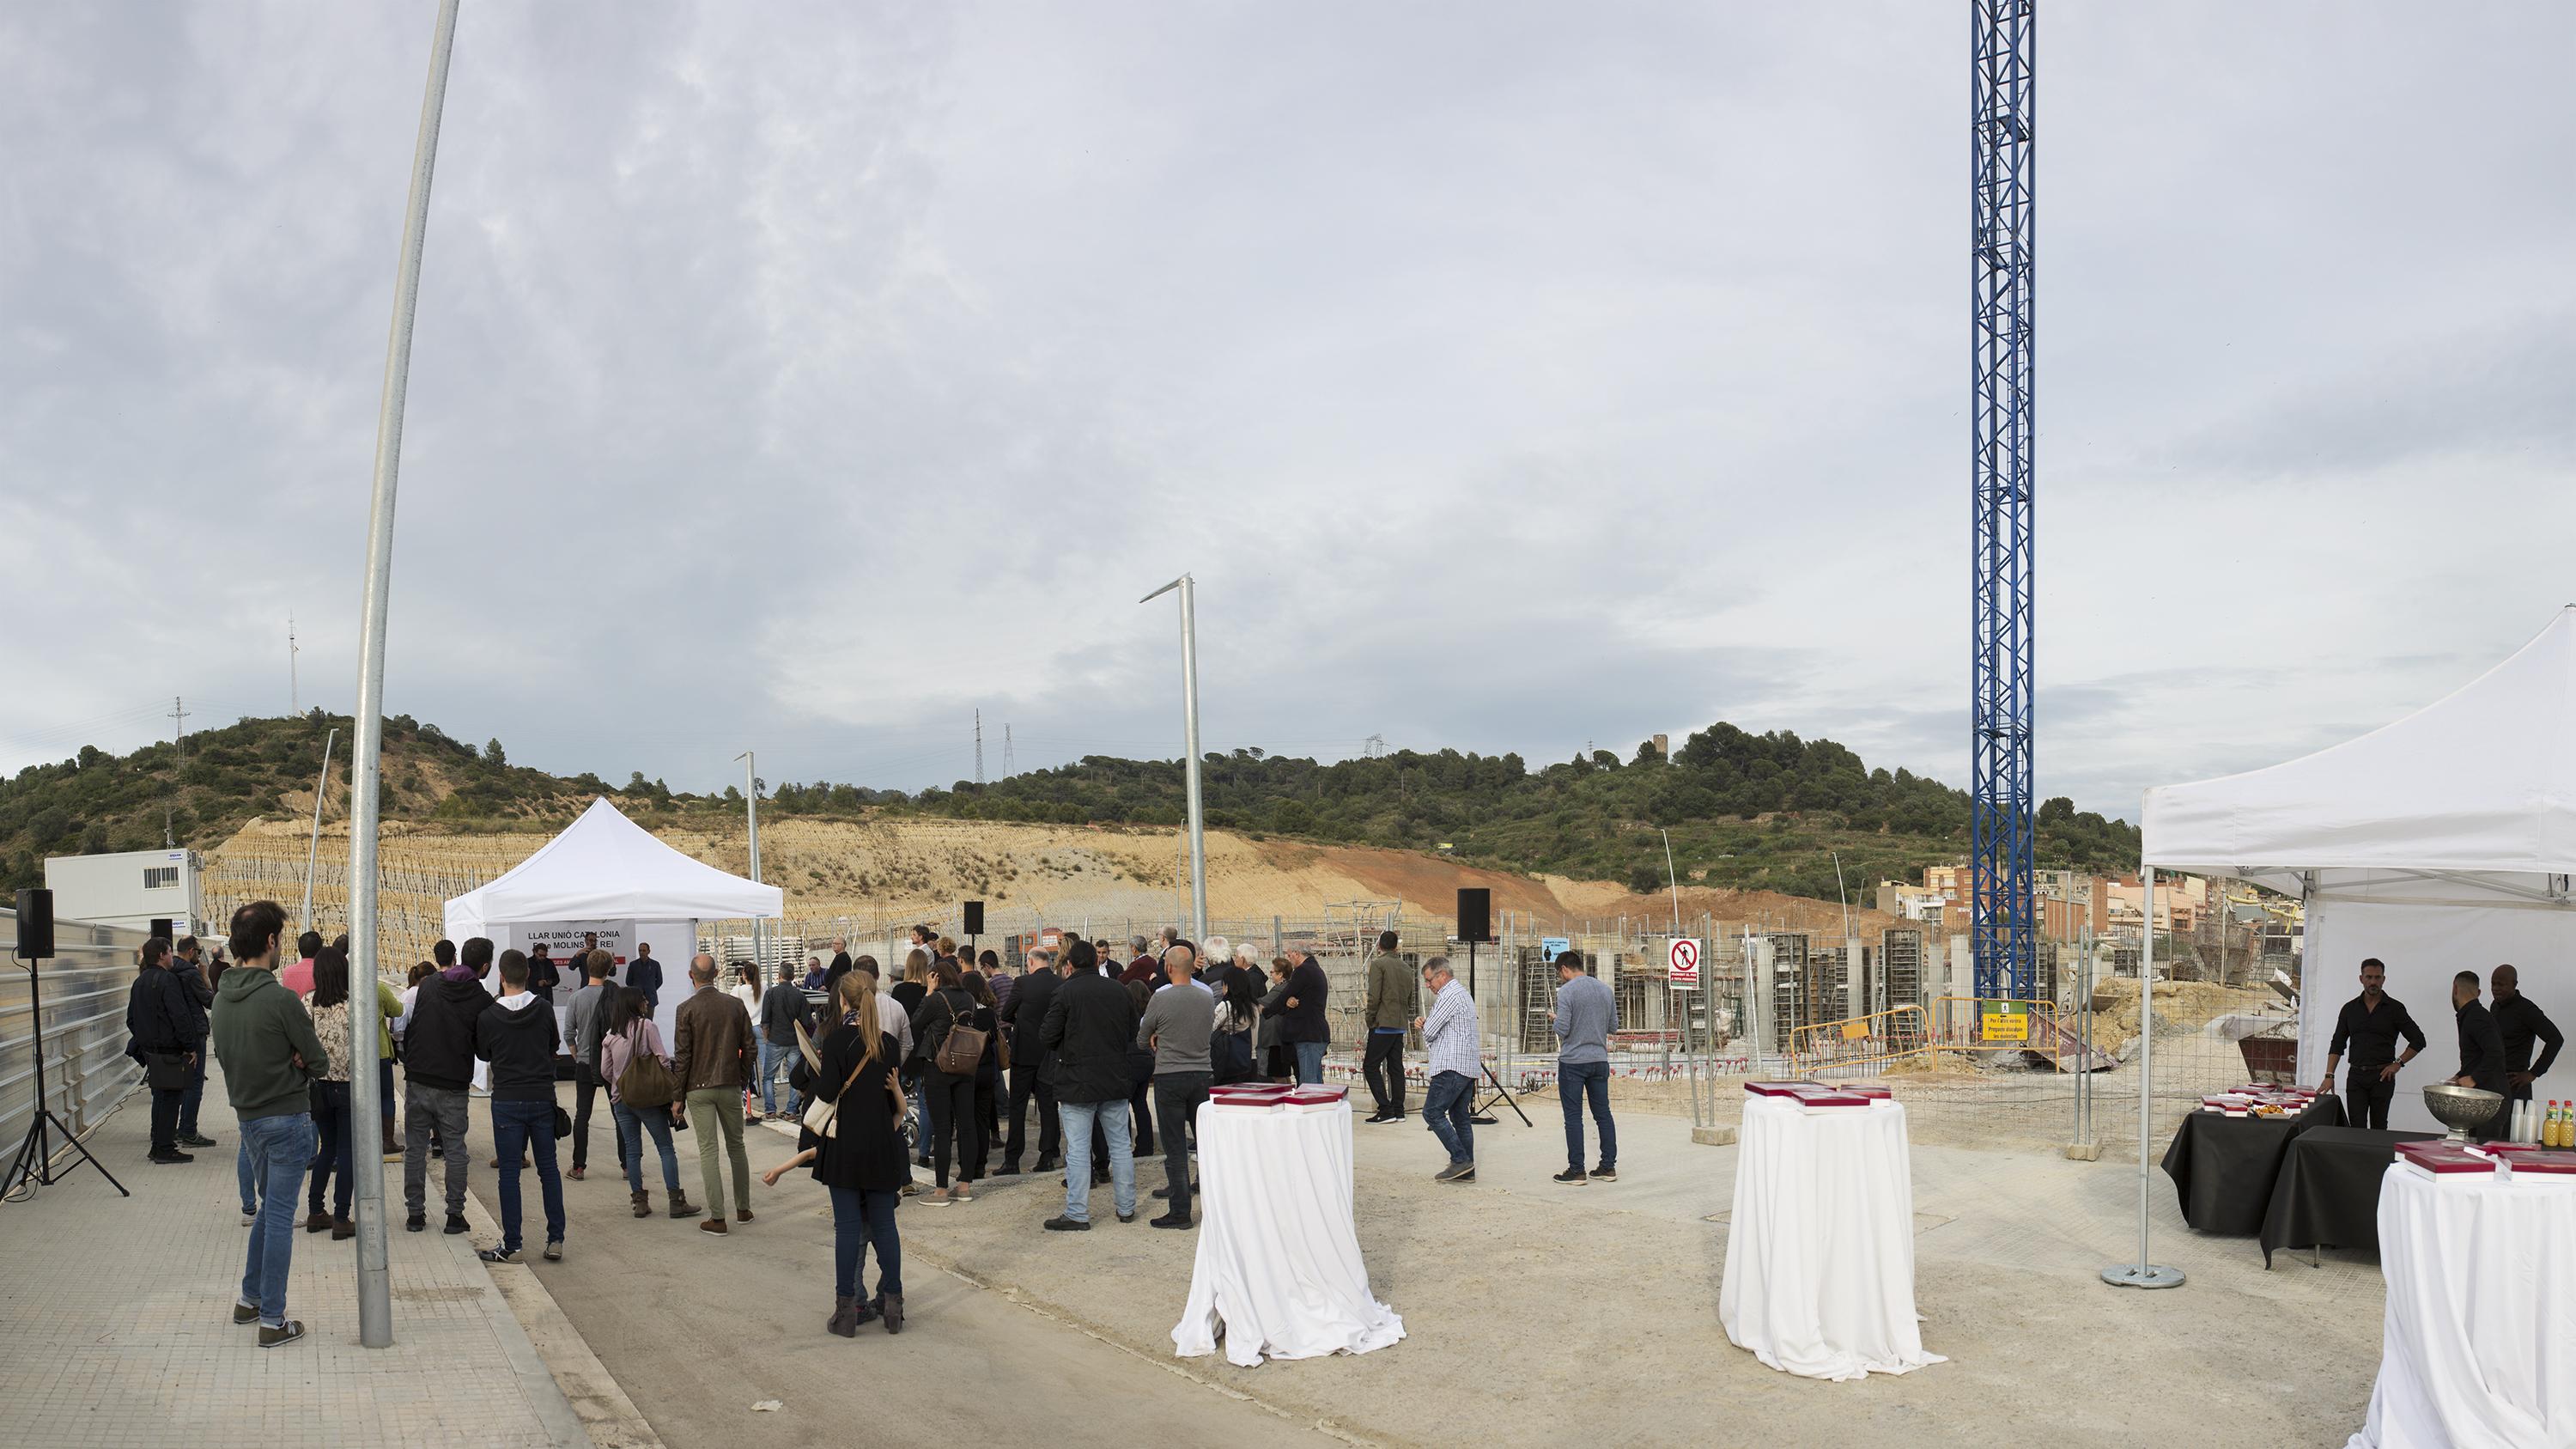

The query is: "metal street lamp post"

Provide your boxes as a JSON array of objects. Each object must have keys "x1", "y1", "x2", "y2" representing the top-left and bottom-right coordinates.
[{"x1": 1139, "y1": 575, "x2": 1207, "y2": 942}]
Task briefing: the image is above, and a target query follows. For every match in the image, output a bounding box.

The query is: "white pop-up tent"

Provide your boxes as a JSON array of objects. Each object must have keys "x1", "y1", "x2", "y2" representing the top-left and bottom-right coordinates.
[
  {"x1": 443, "y1": 797, "x2": 783, "y2": 1046},
  {"x1": 2143, "y1": 607, "x2": 2576, "y2": 1133}
]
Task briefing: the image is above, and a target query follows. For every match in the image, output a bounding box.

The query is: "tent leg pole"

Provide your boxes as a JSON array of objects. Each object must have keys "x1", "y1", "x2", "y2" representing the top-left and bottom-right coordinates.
[{"x1": 2104, "y1": 861, "x2": 2183, "y2": 1289}]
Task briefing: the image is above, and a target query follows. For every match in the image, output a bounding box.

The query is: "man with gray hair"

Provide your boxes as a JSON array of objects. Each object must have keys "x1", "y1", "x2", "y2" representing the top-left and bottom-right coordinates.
[
  {"x1": 1139, "y1": 945, "x2": 1216, "y2": 1227},
  {"x1": 1000, "y1": 946, "x2": 1061, "y2": 1174},
  {"x1": 1123, "y1": 935, "x2": 1160, "y2": 985},
  {"x1": 1413, "y1": 956, "x2": 1479, "y2": 1183},
  {"x1": 1550, "y1": 951, "x2": 1619, "y2": 1184}
]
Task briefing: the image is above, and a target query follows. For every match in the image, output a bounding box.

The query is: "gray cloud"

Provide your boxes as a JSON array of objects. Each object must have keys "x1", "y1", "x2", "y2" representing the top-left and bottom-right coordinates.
[{"x1": 4, "y1": 1, "x2": 2573, "y2": 830}]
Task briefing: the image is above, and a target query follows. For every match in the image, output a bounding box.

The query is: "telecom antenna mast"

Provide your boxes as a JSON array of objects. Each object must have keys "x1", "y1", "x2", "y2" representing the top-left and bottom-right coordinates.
[{"x1": 1970, "y1": 0, "x2": 2038, "y2": 1003}]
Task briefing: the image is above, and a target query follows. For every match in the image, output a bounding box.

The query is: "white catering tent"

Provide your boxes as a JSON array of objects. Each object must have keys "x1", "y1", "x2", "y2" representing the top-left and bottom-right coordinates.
[
  {"x1": 442, "y1": 797, "x2": 783, "y2": 1046},
  {"x1": 2143, "y1": 607, "x2": 2576, "y2": 1133}
]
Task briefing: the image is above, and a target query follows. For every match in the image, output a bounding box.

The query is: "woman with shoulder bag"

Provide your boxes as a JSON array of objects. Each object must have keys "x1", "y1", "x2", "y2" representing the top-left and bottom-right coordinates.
[
  {"x1": 909, "y1": 960, "x2": 990, "y2": 1203},
  {"x1": 786, "y1": 971, "x2": 909, "y2": 1336},
  {"x1": 301, "y1": 948, "x2": 358, "y2": 1239},
  {"x1": 598, "y1": 988, "x2": 698, "y2": 1221}
]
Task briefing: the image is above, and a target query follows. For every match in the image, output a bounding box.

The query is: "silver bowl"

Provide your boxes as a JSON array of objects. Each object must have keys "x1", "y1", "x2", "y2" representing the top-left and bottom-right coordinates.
[{"x1": 2422, "y1": 1083, "x2": 2505, "y2": 1142}]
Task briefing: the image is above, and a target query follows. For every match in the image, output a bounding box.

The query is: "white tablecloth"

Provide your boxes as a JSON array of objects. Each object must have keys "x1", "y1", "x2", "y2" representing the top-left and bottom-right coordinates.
[
  {"x1": 1171, "y1": 1098, "x2": 1405, "y2": 1367},
  {"x1": 1719, "y1": 1094, "x2": 1943, "y2": 1381},
  {"x1": 2348, "y1": 1165, "x2": 2576, "y2": 1448}
]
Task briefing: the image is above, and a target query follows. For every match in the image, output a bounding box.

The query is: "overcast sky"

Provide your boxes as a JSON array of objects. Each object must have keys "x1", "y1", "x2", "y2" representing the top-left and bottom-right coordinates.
[{"x1": 4, "y1": 3, "x2": 2571, "y2": 820}]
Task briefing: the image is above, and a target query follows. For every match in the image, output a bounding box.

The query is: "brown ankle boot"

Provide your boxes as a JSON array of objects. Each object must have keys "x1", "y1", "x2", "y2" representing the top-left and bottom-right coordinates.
[
  {"x1": 668, "y1": 1191, "x2": 702, "y2": 1220},
  {"x1": 828, "y1": 1295, "x2": 859, "y2": 1336},
  {"x1": 631, "y1": 1190, "x2": 651, "y2": 1219}
]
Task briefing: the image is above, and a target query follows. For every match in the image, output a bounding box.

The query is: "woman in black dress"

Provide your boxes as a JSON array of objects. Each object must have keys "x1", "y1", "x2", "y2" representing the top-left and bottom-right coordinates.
[{"x1": 792, "y1": 971, "x2": 910, "y2": 1336}]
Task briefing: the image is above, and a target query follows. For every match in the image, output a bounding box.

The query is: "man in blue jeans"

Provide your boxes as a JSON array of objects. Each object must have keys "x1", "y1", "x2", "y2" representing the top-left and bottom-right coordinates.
[
  {"x1": 209, "y1": 900, "x2": 330, "y2": 1348},
  {"x1": 475, "y1": 950, "x2": 567, "y2": 1263},
  {"x1": 1548, "y1": 952, "x2": 1619, "y2": 1184},
  {"x1": 1414, "y1": 956, "x2": 1480, "y2": 1184},
  {"x1": 1041, "y1": 940, "x2": 1140, "y2": 1228}
]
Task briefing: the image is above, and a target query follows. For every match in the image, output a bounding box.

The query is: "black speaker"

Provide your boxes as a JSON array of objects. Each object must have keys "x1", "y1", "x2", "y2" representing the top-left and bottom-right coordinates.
[
  {"x1": 150, "y1": 917, "x2": 174, "y2": 941},
  {"x1": 963, "y1": 900, "x2": 985, "y2": 935},
  {"x1": 1456, "y1": 887, "x2": 1492, "y2": 945},
  {"x1": 15, "y1": 888, "x2": 55, "y2": 960}
]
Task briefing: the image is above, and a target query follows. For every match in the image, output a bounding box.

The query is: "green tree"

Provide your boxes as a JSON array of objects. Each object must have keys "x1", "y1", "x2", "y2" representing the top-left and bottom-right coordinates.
[{"x1": 484, "y1": 738, "x2": 507, "y2": 767}]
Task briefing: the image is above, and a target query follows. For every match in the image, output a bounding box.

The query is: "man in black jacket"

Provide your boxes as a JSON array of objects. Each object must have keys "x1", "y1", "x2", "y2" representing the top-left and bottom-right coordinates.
[
  {"x1": 999, "y1": 946, "x2": 1061, "y2": 1175},
  {"x1": 2491, "y1": 963, "x2": 2564, "y2": 1106},
  {"x1": 2451, "y1": 970, "x2": 2510, "y2": 1139},
  {"x1": 626, "y1": 940, "x2": 664, "y2": 1012},
  {"x1": 1280, "y1": 946, "x2": 1333, "y2": 1084},
  {"x1": 525, "y1": 943, "x2": 561, "y2": 1003},
  {"x1": 757, "y1": 962, "x2": 814, "y2": 1119},
  {"x1": 1040, "y1": 939, "x2": 1138, "y2": 1229},
  {"x1": 475, "y1": 950, "x2": 566, "y2": 1263},
  {"x1": 125, "y1": 937, "x2": 207, "y2": 1163},
  {"x1": 403, "y1": 938, "x2": 495, "y2": 1234},
  {"x1": 169, "y1": 935, "x2": 218, "y2": 1148}
]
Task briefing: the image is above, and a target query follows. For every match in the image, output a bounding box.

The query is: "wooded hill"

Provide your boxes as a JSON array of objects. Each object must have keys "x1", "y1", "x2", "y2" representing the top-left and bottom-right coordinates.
[{"x1": 0, "y1": 713, "x2": 2137, "y2": 907}]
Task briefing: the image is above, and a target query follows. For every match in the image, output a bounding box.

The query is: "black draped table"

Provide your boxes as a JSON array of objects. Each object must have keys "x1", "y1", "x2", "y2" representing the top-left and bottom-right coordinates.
[
  {"x1": 2159, "y1": 1094, "x2": 2346, "y2": 1235},
  {"x1": 2257, "y1": 1126, "x2": 2435, "y2": 1267}
]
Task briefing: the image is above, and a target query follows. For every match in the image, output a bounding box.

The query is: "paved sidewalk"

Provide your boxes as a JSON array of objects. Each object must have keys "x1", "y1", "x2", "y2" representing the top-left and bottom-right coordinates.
[{"x1": 0, "y1": 1080, "x2": 590, "y2": 1449}]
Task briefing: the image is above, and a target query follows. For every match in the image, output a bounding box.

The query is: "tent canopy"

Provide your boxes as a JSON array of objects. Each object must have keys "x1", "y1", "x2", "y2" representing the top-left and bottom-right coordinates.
[
  {"x1": 2142, "y1": 610, "x2": 2576, "y2": 1130},
  {"x1": 443, "y1": 796, "x2": 783, "y2": 928},
  {"x1": 2144, "y1": 606, "x2": 2576, "y2": 898}
]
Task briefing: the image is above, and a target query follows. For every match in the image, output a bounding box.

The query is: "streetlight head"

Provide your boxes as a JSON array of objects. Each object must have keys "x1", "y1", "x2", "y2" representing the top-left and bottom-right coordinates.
[{"x1": 1139, "y1": 575, "x2": 1188, "y2": 605}]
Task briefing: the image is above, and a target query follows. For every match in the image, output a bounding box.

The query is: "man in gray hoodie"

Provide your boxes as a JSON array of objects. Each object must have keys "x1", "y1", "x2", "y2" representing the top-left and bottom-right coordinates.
[
  {"x1": 565, "y1": 952, "x2": 613, "y2": 1180},
  {"x1": 1137, "y1": 947, "x2": 1215, "y2": 1229}
]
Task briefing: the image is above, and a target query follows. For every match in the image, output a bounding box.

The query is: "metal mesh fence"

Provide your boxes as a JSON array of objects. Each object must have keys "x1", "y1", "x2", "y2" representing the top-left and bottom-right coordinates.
[{"x1": 1, "y1": 909, "x2": 148, "y2": 1183}]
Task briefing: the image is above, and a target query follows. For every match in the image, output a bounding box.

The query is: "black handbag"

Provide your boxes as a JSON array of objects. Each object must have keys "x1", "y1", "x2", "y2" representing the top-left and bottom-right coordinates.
[
  {"x1": 551, "y1": 1105, "x2": 573, "y2": 1138},
  {"x1": 143, "y1": 1050, "x2": 189, "y2": 1091}
]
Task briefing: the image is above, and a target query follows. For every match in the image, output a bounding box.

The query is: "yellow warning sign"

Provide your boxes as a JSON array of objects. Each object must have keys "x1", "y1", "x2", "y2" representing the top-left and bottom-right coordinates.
[{"x1": 1981, "y1": 1012, "x2": 2030, "y2": 1044}]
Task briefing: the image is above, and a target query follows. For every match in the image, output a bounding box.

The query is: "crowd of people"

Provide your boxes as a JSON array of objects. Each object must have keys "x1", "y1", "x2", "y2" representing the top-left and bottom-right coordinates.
[{"x1": 131, "y1": 904, "x2": 1634, "y2": 1345}]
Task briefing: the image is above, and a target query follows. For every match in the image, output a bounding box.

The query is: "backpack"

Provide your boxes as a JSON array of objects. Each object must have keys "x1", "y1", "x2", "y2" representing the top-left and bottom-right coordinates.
[
  {"x1": 929, "y1": 989, "x2": 987, "y2": 1075},
  {"x1": 613, "y1": 1023, "x2": 678, "y2": 1109}
]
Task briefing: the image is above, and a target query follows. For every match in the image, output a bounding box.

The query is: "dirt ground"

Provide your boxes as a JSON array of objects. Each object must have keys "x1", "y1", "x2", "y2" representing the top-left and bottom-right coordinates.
[
  {"x1": 878, "y1": 1110, "x2": 2385, "y2": 1448},
  {"x1": 218, "y1": 812, "x2": 1880, "y2": 937}
]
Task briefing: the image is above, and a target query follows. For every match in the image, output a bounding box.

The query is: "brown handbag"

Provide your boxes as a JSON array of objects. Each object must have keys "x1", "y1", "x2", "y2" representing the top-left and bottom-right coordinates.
[{"x1": 930, "y1": 991, "x2": 987, "y2": 1075}]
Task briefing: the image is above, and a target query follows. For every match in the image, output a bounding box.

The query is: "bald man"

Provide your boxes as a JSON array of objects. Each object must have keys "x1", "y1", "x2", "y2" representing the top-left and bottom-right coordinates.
[{"x1": 2491, "y1": 964, "x2": 2564, "y2": 1105}]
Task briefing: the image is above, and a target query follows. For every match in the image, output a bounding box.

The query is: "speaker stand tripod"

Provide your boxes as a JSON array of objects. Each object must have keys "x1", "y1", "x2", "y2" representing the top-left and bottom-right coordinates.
[
  {"x1": 1462, "y1": 939, "x2": 1530, "y2": 1127},
  {"x1": 3, "y1": 953, "x2": 130, "y2": 1201}
]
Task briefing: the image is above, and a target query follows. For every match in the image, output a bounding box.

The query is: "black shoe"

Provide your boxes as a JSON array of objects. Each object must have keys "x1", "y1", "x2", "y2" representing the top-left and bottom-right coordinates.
[
  {"x1": 1043, "y1": 1215, "x2": 1091, "y2": 1232},
  {"x1": 1364, "y1": 1111, "x2": 1394, "y2": 1123},
  {"x1": 477, "y1": 1245, "x2": 525, "y2": 1264},
  {"x1": 179, "y1": 1133, "x2": 218, "y2": 1148},
  {"x1": 1591, "y1": 1166, "x2": 1618, "y2": 1182},
  {"x1": 1553, "y1": 1168, "x2": 1589, "y2": 1184},
  {"x1": 1116, "y1": 1210, "x2": 1136, "y2": 1224},
  {"x1": 1149, "y1": 1213, "x2": 1193, "y2": 1229},
  {"x1": 149, "y1": 1148, "x2": 195, "y2": 1164},
  {"x1": 999, "y1": 1160, "x2": 1023, "y2": 1176},
  {"x1": 1033, "y1": 1155, "x2": 1058, "y2": 1174},
  {"x1": 444, "y1": 1213, "x2": 469, "y2": 1235},
  {"x1": 405, "y1": 1212, "x2": 426, "y2": 1233}
]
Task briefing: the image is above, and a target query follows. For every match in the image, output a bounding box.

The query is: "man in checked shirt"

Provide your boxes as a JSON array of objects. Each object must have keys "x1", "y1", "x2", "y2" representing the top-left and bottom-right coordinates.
[{"x1": 1413, "y1": 956, "x2": 1481, "y2": 1184}]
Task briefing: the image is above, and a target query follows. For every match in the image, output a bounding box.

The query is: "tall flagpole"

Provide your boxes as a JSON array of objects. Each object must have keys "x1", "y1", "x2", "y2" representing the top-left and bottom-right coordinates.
[{"x1": 347, "y1": 0, "x2": 463, "y2": 1349}]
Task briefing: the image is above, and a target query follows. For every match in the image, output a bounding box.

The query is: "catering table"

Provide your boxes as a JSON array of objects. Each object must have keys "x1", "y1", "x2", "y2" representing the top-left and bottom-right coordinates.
[
  {"x1": 1171, "y1": 1096, "x2": 1404, "y2": 1367},
  {"x1": 2257, "y1": 1126, "x2": 2434, "y2": 1268},
  {"x1": 2347, "y1": 1166, "x2": 2576, "y2": 1448},
  {"x1": 2159, "y1": 1094, "x2": 2345, "y2": 1235},
  {"x1": 1718, "y1": 1094, "x2": 1943, "y2": 1381}
]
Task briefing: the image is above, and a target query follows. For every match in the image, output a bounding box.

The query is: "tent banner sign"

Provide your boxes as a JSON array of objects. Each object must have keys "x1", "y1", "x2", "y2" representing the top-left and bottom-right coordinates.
[{"x1": 517, "y1": 921, "x2": 634, "y2": 969}]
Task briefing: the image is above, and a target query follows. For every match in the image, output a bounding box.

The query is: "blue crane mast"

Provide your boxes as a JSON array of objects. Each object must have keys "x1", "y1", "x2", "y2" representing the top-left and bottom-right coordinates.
[{"x1": 1969, "y1": 0, "x2": 2038, "y2": 1004}]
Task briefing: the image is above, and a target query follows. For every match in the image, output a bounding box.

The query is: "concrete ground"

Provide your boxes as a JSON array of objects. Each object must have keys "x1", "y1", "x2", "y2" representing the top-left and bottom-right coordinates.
[
  {"x1": 0, "y1": 1084, "x2": 586, "y2": 1449},
  {"x1": 463, "y1": 1093, "x2": 1337, "y2": 1448},
  {"x1": 484, "y1": 1081, "x2": 2387, "y2": 1449}
]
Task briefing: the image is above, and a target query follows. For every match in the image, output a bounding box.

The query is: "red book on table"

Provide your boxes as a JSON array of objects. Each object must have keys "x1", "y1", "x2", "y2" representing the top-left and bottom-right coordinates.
[
  {"x1": 2395, "y1": 1141, "x2": 2497, "y2": 1175},
  {"x1": 2483, "y1": 1145, "x2": 2576, "y2": 1174}
]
